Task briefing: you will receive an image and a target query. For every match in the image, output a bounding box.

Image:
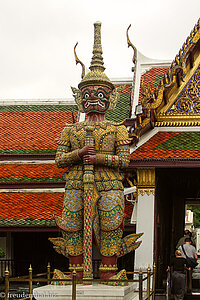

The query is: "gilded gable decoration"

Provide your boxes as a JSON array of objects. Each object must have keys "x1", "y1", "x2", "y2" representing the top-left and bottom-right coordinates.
[
  {"x1": 141, "y1": 18, "x2": 200, "y2": 111},
  {"x1": 167, "y1": 66, "x2": 200, "y2": 114},
  {"x1": 129, "y1": 18, "x2": 200, "y2": 140}
]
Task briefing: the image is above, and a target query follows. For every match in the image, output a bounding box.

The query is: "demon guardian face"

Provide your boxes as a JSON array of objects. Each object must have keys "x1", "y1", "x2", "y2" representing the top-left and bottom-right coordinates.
[{"x1": 81, "y1": 85, "x2": 112, "y2": 114}]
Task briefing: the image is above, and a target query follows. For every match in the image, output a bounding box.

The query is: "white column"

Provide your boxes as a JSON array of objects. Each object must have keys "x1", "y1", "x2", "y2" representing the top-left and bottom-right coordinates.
[{"x1": 134, "y1": 169, "x2": 155, "y2": 270}]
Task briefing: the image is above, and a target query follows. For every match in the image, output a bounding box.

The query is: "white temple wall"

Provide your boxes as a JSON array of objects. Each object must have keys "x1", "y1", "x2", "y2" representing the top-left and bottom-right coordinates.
[
  {"x1": 135, "y1": 192, "x2": 155, "y2": 269},
  {"x1": 134, "y1": 168, "x2": 155, "y2": 270}
]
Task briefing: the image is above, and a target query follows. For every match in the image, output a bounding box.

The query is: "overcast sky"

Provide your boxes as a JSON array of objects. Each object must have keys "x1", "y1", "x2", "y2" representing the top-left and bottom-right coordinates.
[{"x1": 0, "y1": 0, "x2": 199, "y2": 100}]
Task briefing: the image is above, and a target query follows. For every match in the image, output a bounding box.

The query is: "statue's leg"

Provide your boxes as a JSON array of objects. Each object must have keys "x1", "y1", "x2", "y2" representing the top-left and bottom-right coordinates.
[
  {"x1": 100, "y1": 254, "x2": 117, "y2": 279},
  {"x1": 98, "y1": 190, "x2": 124, "y2": 279},
  {"x1": 68, "y1": 254, "x2": 83, "y2": 279},
  {"x1": 55, "y1": 189, "x2": 84, "y2": 278},
  {"x1": 61, "y1": 230, "x2": 84, "y2": 279}
]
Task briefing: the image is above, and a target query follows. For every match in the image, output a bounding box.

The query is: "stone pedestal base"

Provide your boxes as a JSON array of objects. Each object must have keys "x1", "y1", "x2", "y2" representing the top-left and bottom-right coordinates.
[{"x1": 33, "y1": 283, "x2": 139, "y2": 300}]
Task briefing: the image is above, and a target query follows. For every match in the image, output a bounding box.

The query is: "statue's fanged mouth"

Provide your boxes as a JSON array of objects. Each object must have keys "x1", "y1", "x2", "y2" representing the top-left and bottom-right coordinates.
[{"x1": 84, "y1": 100, "x2": 106, "y2": 109}]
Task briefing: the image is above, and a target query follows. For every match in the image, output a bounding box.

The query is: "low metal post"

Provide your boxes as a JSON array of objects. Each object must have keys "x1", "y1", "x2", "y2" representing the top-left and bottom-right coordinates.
[
  {"x1": 152, "y1": 263, "x2": 156, "y2": 300},
  {"x1": 166, "y1": 270, "x2": 170, "y2": 300},
  {"x1": 139, "y1": 268, "x2": 143, "y2": 300},
  {"x1": 72, "y1": 270, "x2": 76, "y2": 300},
  {"x1": 147, "y1": 266, "x2": 151, "y2": 299},
  {"x1": 47, "y1": 262, "x2": 51, "y2": 285},
  {"x1": 4, "y1": 266, "x2": 9, "y2": 300},
  {"x1": 29, "y1": 265, "x2": 33, "y2": 300}
]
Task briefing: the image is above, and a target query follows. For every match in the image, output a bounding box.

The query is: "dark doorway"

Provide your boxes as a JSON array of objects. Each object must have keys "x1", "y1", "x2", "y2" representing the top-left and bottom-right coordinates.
[{"x1": 155, "y1": 168, "x2": 200, "y2": 289}]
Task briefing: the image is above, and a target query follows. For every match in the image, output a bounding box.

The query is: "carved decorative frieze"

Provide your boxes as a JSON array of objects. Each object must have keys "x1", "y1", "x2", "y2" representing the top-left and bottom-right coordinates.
[{"x1": 138, "y1": 189, "x2": 155, "y2": 196}]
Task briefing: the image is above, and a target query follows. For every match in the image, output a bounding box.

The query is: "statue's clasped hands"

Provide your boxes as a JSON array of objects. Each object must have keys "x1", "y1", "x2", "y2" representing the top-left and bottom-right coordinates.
[{"x1": 78, "y1": 145, "x2": 96, "y2": 165}]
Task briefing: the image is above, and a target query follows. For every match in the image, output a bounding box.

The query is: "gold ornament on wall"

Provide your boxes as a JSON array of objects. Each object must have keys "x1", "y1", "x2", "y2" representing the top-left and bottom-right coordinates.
[{"x1": 137, "y1": 169, "x2": 155, "y2": 196}]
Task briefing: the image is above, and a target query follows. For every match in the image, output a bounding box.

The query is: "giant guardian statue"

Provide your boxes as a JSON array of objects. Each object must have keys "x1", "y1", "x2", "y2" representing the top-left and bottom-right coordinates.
[{"x1": 50, "y1": 22, "x2": 142, "y2": 283}]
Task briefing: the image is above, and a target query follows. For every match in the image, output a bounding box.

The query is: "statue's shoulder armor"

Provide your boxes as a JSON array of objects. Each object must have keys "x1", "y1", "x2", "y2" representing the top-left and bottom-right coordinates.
[
  {"x1": 105, "y1": 120, "x2": 126, "y2": 127},
  {"x1": 72, "y1": 121, "x2": 87, "y2": 131},
  {"x1": 107, "y1": 120, "x2": 131, "y2": 145},
  {"x1": 64, "y1": 122, "x2": 74, "y2": 127},
  {"x1": 57, "y1": 123, "x2": 74, "y2": 145},
  {"x1": 63, "y1": 122, "x2": 82, "y2": 131}
]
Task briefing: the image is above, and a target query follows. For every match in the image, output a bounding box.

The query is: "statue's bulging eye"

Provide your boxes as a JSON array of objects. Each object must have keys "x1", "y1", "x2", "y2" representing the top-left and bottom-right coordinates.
[
  {"x1": 84, "y1": 93, "x2": 89, "y2": 99},
  {"x1": 98, "y1": 92, "x2": 104, "y2": 98}
]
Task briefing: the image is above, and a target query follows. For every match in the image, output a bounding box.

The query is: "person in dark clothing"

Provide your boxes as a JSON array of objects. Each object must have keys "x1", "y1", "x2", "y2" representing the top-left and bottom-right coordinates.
[{"x1": 167, "y1": 249, "x2": 188, "y2": 300}]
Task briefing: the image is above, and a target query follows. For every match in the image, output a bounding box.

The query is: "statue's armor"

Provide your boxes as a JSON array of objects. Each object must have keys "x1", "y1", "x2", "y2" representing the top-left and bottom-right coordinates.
[{"x1": 55, "y1": 120, "x2": 131, "y2": 257}]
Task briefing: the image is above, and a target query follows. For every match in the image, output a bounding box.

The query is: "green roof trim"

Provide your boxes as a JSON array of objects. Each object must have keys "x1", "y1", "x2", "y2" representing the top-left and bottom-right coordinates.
[
  {"x1": 0, "y1": 176, "x2": 64, "y2": 183},
  {"x1": 0, "y1": 218, "x2": 56, "y2": 226},
  {"x1": 0, "y1": 218, "x2": 132, "y2": 227},
  {"x1": 154, "y1": 74, "x2": 165, "y2": 90},
  {"x1": 0, "y1": 105, "x2": 78, "y2": 112},
  {"x1": 0, "y1": 149, "x2": 57, "y2": 154},
  {"x1": 153, "y1": 132, "x2": 200, "y2": 150},
  {"x1": 106, "y1": 92, "x2": 130, "y2": 122}
]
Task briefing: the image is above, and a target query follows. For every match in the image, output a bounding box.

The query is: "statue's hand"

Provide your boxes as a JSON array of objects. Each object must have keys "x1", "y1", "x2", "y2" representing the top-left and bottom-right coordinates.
[
  {"x1": 78, "y1": 145, "x2": 96, "y2": 158},
  {"x1": 83, "y1": 154, "x2": 96, "y2": 165}
]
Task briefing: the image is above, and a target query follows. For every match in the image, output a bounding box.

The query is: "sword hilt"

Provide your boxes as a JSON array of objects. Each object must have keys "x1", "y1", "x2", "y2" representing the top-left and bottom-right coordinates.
[{"x1": 85, "y1": 126, "x2": 95, "y2": 146}]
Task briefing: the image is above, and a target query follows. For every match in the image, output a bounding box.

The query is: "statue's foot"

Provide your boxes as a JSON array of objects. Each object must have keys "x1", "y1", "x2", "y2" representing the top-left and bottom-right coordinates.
[
  {"x1": 101, "y1": 269, "x2": 128, "y2": 286},
  {"x1": 51, "y1": 269, "x2": 83, "y2": 285},
  {"x1": 51, "y1": 269, "x2": 71, "y2": 285}
]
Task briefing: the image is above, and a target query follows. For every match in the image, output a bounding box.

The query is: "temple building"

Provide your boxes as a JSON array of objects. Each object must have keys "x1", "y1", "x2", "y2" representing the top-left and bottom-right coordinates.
[
  {"x1": 129, "y1": 18, "x2": 200, "y2": 288},
  {"x1": 0, "y1": 18, "x2": 199, "y2": 290}
]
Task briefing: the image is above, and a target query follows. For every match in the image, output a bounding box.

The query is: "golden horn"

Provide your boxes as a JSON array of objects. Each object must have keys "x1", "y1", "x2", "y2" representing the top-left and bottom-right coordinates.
[
  {"x1": 74, "y1": 42, "x2": 85, "y2": 79},
  {"x1": 126, "y1": 24, "x2": 137, "y2": 64}
]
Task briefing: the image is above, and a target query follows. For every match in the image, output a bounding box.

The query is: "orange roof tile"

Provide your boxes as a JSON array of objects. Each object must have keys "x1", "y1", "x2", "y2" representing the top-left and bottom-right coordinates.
[
  {"x1": 138, "y1": 67, "x2": 169, "y2": 104},
  {"x1": 0, "y1": 109, "x2": 78, "y2": 151},
  {"x1": 131, "y1": 132, "x2": 200, "y2": 159},
  {"x1": 0, "y1": 164, "x2": 63, "y2": 178},
  {"x1": 0, "y1": 164, "x2": 66, "y2": 183},
  {"x1": 0, "y1": 192, "x2": 63, "y2": 223},
  {"x1": 0, "y1": 192, "x2": 133, "y2": 225},
  {"x1": 0, "y1": 85, "x2": 131, "y2": 154},
  {"x1": 115, "y1": 85, "x2": 132, "y2": 94}
]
